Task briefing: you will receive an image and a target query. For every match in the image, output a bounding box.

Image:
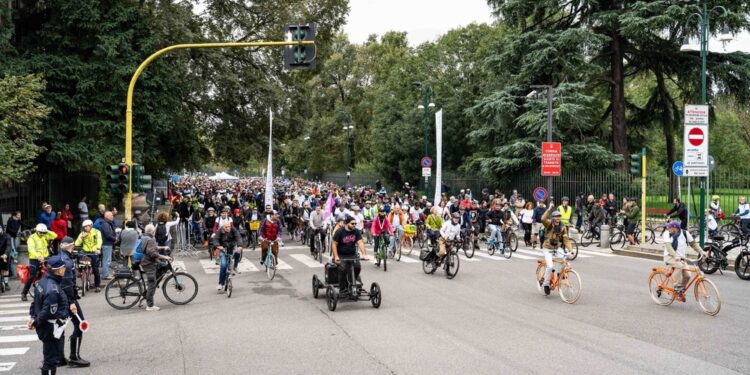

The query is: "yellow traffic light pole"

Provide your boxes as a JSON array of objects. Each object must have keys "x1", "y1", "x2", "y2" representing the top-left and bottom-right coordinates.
[{"x1": 124, "y1": 40, "x2": 314, "y2": 220}]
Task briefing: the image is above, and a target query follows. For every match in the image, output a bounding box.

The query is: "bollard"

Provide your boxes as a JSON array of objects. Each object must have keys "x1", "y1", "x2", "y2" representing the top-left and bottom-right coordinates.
[{"x1": 600, "y1": 224, "x2": 610, "y2": 248}]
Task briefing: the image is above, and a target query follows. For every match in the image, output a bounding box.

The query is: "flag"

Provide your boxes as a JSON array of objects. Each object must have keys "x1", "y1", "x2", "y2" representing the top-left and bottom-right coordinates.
[
  {"x1": 323, "y1": 191, "x2": 335, "y2": 220},
  {"x1": 264, "y1": 109, "x2": 274, "y2": 207},
  {"x1": 433, "y1": 109, "x2": 443, "y2": 207}
]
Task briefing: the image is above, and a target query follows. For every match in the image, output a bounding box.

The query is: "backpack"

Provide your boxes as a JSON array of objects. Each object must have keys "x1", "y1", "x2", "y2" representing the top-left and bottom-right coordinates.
[
  {"x1": 132, "y1": 238, "x2": 145, "y2": 262},
  {"x1": 155, "y1": 223, "x2": 168, "y2": 244}
]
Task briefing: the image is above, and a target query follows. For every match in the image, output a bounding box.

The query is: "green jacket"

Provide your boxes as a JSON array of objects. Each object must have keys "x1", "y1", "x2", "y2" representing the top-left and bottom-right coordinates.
[{"x1": 626, "y1": 205, "x2": 640, "y2": 223}]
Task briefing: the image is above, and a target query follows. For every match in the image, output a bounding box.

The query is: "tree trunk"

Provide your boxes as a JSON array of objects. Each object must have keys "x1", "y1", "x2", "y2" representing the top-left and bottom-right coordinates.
[
  {"x1": 610, "y1": 32, "x2": 628, "y2": 172},
  {"x1": 655, "y1": 71, "x2": 677, "y2": 200}
]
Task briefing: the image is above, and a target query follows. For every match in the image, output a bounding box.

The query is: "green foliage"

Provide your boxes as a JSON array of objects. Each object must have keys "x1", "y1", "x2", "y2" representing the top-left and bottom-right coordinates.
[{"x1": 0, "y1": 74, "x2": 50, "y2": 183}]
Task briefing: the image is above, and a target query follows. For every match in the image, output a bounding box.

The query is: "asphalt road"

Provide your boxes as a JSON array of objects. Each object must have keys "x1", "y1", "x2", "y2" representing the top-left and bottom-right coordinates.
[{"x1": 2, "y1": 238, "x2": 748, "y2": 375}]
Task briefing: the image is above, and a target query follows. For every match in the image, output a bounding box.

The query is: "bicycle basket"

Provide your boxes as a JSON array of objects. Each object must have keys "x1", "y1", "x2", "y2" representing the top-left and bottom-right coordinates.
[
  {"x1": 404, "y1": 224, "x2": 416, "y2": 238},
  {"x1": 249, "y1": 221, "x2": 261, "y2": 231},
  {"x1": 114, "y1": 266, "x2": 132, "y2": 278}
]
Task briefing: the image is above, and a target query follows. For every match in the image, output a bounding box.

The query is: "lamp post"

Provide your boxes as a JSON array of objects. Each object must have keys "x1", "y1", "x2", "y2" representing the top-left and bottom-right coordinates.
[
  {"x1": 303, "y1": 136, "x2": 310, "y2": 179},
  {"x1": 414, "y1": 81, "x2": 435, "y2": 195},
  {"x1": 342, "y1": 117, "x2": 354, "y2": 172},
  {"x1": 680, "y1": 2, "x2": 731, "y2": 246},
  {"x1": 528, "y1": 85, "x2": 554, "y2": 200}
]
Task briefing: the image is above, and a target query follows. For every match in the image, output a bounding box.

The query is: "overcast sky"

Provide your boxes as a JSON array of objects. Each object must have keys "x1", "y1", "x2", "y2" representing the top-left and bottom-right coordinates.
[{"x1": 342, "y1": 0, "x2": 750, "y2": 52}]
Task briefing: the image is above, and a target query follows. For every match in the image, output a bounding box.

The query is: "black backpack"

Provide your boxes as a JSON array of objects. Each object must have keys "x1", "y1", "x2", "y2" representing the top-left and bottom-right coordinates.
[{"x1": 155, "y1": 223, "x2": 168, "y2": 244}]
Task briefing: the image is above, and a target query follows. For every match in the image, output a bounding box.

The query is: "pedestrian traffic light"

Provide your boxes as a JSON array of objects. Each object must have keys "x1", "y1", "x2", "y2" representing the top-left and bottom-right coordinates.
[
  {"x1": 629, "y1": 153, "x2": 642, "y2": 176},
  {"x1": 117, "y1": 163, "x2": 130, "y2": 194},
  {"x1": 283, "y1": 23, "x2": 316, "y2": 70}
]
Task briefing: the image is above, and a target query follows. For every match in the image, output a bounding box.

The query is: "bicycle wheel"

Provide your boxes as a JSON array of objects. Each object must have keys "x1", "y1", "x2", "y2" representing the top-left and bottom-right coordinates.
[
  {"x1": 507, "y1": 232, "x2": 518, "y2": 252},
  {"x1": 645, "y1": 228, "x2": 656, "y2": 244},
  {"x1": 326, "y1": 286, "x2": 338, "y2": 311},
  {"x1": 734, "y1": 251, "x2": 750, "y2": 280},
  {"x1": 370, "y1": 282, "x2": 381, "y2": 308},
  {"x1": 315, "y1": 237, "x2": 323, "y2": 263},
  {"x1": 383, "y1": 251, "x2": 387, "y2": 272},
  {"x1": 402, "y1": 236, "x2": 413, "y2": 256},
  {"x1": 559, "y1": 269, "x2": 582, "y2": 304},
  {"x1": 535, "y1": 262, "x2": 545, "y2": 293},
  {"x1": 647, "y1": 270, "x2": 676, "y2": 306},
  {"x1": 312, "y1": 275, "x2": 320, "y2": 299},
  {"x1": 568, "y1": 239, "x2": 579, "y2": 260},
  {"x1": 105, "y1": 277, "x2": 143, "y2": 310},
  {"x1": 445, "y1": 251, "x2": 459, "y2": 279},
  {"x1": 162, "y1": 272, "x2": 199, "y2": 305},
  {"x1": 581, "y1": 230, "x2": 595, "y2": 247},
  {"x1": 464, "y1": 235, "x2": 475, "y2": 259},
  {"x1": 417, "y1": 231, "x2": 426, "y2": 250},
  {"x1": 79, "y1": 275, "x2": 87, "y2": 297},
  {"x1": 609, "y1": 230, "x2": 623, "y2": 252},
  {"x1": 698, "y1": 249, "x2": 720, "y2": 274},
  {"x1": 266, "y1": 258, "x2": 276, "y2": 280},
  {"x1": 226, "y1": 277, "x2": 233, "y2": 298},
  {"x1": 720, "y1": 224, "x2": 739, "y2": 241},
  {"x1": 422, "y1": 256, "x2": 437, "y2": 274},
  {"x1": 694, "y1": 278, "x2": 721, "y2": 316}
]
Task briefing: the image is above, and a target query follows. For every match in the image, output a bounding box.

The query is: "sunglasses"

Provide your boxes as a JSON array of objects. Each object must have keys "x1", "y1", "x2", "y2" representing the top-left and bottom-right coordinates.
[{"x1": 347, "y1": 222, "x2": 356, "y2": 226}]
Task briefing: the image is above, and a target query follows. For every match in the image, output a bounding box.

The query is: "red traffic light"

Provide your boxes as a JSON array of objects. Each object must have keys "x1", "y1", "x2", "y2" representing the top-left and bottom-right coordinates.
[{"x1": 119, "y1": 164, "x2": 129, "y2": 175}]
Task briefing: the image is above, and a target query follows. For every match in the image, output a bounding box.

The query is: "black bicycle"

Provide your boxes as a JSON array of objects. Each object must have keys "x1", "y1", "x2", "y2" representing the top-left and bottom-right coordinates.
[
  {"x1": 421, "y1": 238, "x2": 460, "y2": 279},
  {"x1": 104, "y1": 260, "x2": 199, "y2": 310}
]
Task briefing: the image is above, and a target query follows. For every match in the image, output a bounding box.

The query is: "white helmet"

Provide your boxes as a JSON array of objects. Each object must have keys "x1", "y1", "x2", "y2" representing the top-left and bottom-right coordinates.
[
  {"x1": 82, "y1": 219, "x2": 93, "y2": 227},
  {"x1": 35, "y1": 223, "x2": 47, "y2": 233}
]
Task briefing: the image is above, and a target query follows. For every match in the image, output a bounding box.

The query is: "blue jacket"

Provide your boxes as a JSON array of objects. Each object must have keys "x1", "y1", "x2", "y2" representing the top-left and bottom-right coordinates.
[
  {"x1": 60, "y1": 251, "x2": 78, "y2": 301},
  {"x1": 37, "y1": 211, "x2": 56, "y2": 229},
  {"x1": 97, "y1": 219, "x2": 117, "y2": 246},
  {"x1": 29, "y1": 274, "x2": 69, "y2": 330},
  {"x1": 533, "y1": 206, "x2": 546, "y2": 223}
]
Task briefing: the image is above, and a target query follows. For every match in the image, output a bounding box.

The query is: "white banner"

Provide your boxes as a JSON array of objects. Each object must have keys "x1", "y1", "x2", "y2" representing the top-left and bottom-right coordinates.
[
  {"x1": 433, "y1": 109, "x2": 443, "y2": 207},
  {"x1": 264, "y1": 109, "x2": 274, "y2": 207}
]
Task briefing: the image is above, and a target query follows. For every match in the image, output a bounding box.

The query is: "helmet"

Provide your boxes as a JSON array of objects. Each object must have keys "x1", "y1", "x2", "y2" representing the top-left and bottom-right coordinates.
[
  {"x1": 712, "y1": 195, "x2": 720, "y2": 201},
  {"x1": 222, "y1": 206, "x2": 230, "y2": 212},
  {"x1": 551, "y1": 211, "x2": 562, "y2": 217},
  {"x1": 35, "y1": 223, "x2": 48, "y2": 233},
  {"x1": 665, "y1": 221, "x2": 681, "y2": 230},
  {"x1": 82, "y1": 220, "x2": 93, "y2": 227},
  {"x1": 352, "y1": 205, "x2": 360, "y2": 211},
  {"x1": 233, "y1": 208, "x2": 240, "y2": 214},
  {"x1": 207, "y1": 207, "x2": 215, "y2": 212}
]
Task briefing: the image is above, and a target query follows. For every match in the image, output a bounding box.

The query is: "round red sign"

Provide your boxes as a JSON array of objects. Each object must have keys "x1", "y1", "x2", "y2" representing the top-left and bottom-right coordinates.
[{"x1": 688, "y1": 127, "x2": 704, "y2": 146}]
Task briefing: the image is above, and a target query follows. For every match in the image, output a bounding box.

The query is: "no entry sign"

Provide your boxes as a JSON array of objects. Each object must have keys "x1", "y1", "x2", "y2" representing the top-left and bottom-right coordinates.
[{"x1": 683, "y1": 104, "x2": 709, "y2": 177}]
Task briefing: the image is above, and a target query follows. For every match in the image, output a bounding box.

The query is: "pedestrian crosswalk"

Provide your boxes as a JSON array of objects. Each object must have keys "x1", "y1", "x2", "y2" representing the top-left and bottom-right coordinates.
[{"x1": 0, "y1": 294, "x2": 32, "y2": 373}]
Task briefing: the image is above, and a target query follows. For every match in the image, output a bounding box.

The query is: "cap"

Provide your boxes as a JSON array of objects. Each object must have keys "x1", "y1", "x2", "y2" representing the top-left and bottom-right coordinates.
[
  {"x1": 551, "y1": 211, "x2": 562, "y2": 217},
  {"x1": 35, "y1": 223, "x2": 47, "y2": 233},
  {"x1": 61, "y1": 236, "x2": 75, "y2": 245},
  {"x1": 712, "y1": 195, "x2": 720, "y2": 201},
  {"x1": 562, "y1": 196, "x2": 569, "y2": 201},
  {"x1": 665, "y1": 221, "x2": 681, "y2": 229},
  {"x1": 46, "y1": 255, "x2": 66, "y2": 270},
  {"x1": 82, "y1": 220, "x2": 93, "y2": 227}
]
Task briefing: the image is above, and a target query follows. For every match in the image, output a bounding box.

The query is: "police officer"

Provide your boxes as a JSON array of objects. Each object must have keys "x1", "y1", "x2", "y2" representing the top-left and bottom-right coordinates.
[
  {"x1": 58, "y1": 237, "x2": 90, "y2": 368},
  {"x1": 27, "y1": 255, "x2": 69, "y2": 375}
]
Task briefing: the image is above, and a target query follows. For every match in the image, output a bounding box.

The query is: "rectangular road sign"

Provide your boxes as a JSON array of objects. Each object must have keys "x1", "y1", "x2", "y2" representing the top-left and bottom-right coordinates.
[
  {"x1": 683, "y1": 104, "x2": 709, "y2": 177},
  {"x1": 422, "y1": 167, "x2": 431, "y2": 177},
  {"x1": 541, "y1": 142, "x2": 561, "y2": 177}
]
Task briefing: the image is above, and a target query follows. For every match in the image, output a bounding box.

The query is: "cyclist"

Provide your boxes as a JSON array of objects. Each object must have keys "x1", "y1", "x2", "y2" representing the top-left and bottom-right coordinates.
[
  {"x1": 467, "y1": 201, "x2": 480, "y2": 250},
  {"x1": 662, "y1": 221, "x2": 705, "y2": 297},
  {"x1": 351, "y1": 205, "x2": 365, "y2": 232},
  {"x1": 331, "y1": 215, "x2": 369, "y2": 290},
  {"x1": 425, "y1": 207, "x2": 443, "y2": 247},
  {"x1": 588, "y1": 201, "x2": 606, "y2": 239},
  {"x1": 370, "y1": 210, "x2": 394, "y2": 266},
  {"x1": 706, "y1": 195, "x2": 722, "y2": 237},
  {"x1": 665, "y1": 198, "x2": 688, "y2": 230},
  {"x1": 140, "y1": 224, "x2": 173, "y2": 311},
  {"x1": 539, "y1": 205, "x2": 574, "y2": 295},
  {"x1": 214, "y1": 221, "x2": 242, "y2": 293},
  {"x1": 259, "y1": 210, "x2": 283, "y2": 266},
  {"x1": 438, "y1": 212, "x2": 462, "y2": 257},
  {"x1": 72, "y1": 220, "x2": 102, "y2": 294},
  {"x1": 486, "y1": 204, "x2": 505, "y2": 254},
  {"x1": 531, "y1": 201, "x2": 546, "y2": 249},
  {"x1": 735, "y1": 196, "x2": 750, "y2": 236},
  {"x1": 309, "y1": 205, "x2": 326, "y2": 256},
  {"x1": 624, "y1": 197, "x2": 640, "y2": 245},
  {"x1": 203, "y1": 207, "x2": 217, "y2": 245},
  {"x1": 387, "y1": 205, "x2": 407, "y2": 255},
  {"x1": 22, "y1": 224, "x2": 58, "y2": 301}
]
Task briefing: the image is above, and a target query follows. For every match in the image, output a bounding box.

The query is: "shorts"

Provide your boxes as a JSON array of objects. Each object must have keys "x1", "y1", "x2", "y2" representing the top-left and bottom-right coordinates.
[
  {"x1": 532, "y1": 223, "x2": 543, "y2": 235},
  {"x1": 625, "y1": 223, "x2": 636, "y2": 235}
]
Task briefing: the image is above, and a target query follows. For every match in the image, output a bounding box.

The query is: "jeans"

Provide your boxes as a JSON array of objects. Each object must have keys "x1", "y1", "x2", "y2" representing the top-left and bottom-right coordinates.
[
  {"x1": 426, "y1": 229, "x2": 439, "y2": 246},
  {"x1": 337, "y1": 259, "x2": 361, "y2": 292},
  {"x1": 310, "y1": 229, "x2": 326, "y2": 252},
  {"x1": 101, "y1": 245, "x2": 113, "y2": 279},
  {"x1": 22, "y1": 259, "x2": 41, "y2": 295},
  {"x1": 388, "y1": 225, "x2": 404, "y2": 252},
  {"x1": 575, "y1": 210, "x2": 583, "y2": 230},
  {"x1": 488, "y1": 224, "x2": 504, "y2": 251},
  {"x1": 192, "y1": 221, "x2": 203, "y2": 242},
  {"x1": 543, "y1": 248, "x2": 565, "y2": 287},
  {"x1": 219, "y1": 244, "x2": 239, "y2": 286},
  {"x1": 741, "y1": 219, "x2": 750, "y2": 236}
]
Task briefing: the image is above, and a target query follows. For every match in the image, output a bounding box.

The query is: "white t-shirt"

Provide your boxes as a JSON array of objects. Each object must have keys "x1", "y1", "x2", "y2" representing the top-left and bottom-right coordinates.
[
  {"x1": 738, "y1": 203, "x2": 750, "y2": 220},
  {"x1": 662, "y1": 229, "x2": 694, "y2": 258},
  {"x1": 353, "y1": 213, "x2": 365, "y2": 231},
  {"x1": 391, "y1": 213, "x2": 401, "y2": 227},
  {"x1": 78, "y1": 202, "x2": 89, "y2": 219},
  {"x1": 519, "y1": 209, "x2": 534, "y2": 224}
]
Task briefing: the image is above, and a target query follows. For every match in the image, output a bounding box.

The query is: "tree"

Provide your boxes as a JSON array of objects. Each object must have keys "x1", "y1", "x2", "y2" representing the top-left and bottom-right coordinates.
[{"x1": 0, "y1": 73, "x2": 50, "y2": 182}]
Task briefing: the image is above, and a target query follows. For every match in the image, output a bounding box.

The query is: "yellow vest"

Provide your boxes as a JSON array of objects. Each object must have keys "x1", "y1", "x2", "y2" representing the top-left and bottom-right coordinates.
[
  {"x1": 75, "y1": 228, "x2": 103, "y2": 253},
  {"x1": 27, "y1": 232, "x2": 57, "y2": 260},
  {"x1": 559, "y1": 205, "x2": 573, "y2": 225}
]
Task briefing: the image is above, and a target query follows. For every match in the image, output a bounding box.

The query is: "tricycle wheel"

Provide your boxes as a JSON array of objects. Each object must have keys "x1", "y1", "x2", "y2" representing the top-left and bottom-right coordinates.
[
  {"x1": 370, "y1": 282, "x2": 381, "y2": 308},
  {"x1": 326, "y1": 286, "x2": 338, "y2": 311},
  {"x1": 312, "y1": 275, "x2": 320, "y2": 299}
]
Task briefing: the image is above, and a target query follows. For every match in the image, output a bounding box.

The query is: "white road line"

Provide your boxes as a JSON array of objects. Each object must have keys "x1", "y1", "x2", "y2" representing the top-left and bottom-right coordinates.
[
  {"x1": 199, "y1": 259, "x2": 220, "y2": 274},
  {"x1": 237, "y1": 258, "x2": 259, "y2": 273},
  {"x1": 0, "y1": 310, "x2": 27, "y2": 316},
  {"x1": 472, "y1": 252, "x2": 508, "y2": 261},
  {"x1": 396, "y1": 255, "x2": 419, "y2": 263},
  {"x1": 0, "y1": 303, "x2": 27, "y2": 309},
  {"x1": 577, "y1": 249, "x2": 616, "y2": 257},
  {"x1": 276, "y1": 258, "x2": 293, "y2": 270},
  {"x1": 0, "y1": 347, "x2": 29, "y2": 356},
  {"x1": 0, "y1": 295, "x2": 21, "y2": 300},
  {"x1": 171, "y1": 261, "x2": 187, "y2": 272},
  {"x1": 509, "y1": 252, "x2": 536, "y2": 260},
  {"x1": 0, "y1": 363, "x2": 15, "y2": 372},
  {"x1": 0, "y1": 335, "x2": 36, "y2": 344},
  {"x1": 288, "y1": 254, "x2": 325, "y2": 268},
  {"x1": 516, "y1": 249, "x2": 591, "y2": 259},
  {"x1": 0, "y1": 317, "x2": 27, "y2": 323},
  {"x1": 0, "y1": 325, "x2": 27, "y2": 332}
]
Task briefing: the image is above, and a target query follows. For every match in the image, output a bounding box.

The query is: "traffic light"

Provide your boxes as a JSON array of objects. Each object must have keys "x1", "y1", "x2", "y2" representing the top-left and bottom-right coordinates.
[
  {"x1": 283, "y1": 24, "x2": 316, "y2": 70},
  {"x1": 132, "y1": 164, "x2": 152, "y2": 193},
  {"x1": 117, "y1": 163, "x2": 130, "y2": 194},
  {"x1": 629, "y1": 153, "x2": 642, "y2": 176},
  {"x1": 107, "y1": 165, "x2": 120, "y2": 194}
]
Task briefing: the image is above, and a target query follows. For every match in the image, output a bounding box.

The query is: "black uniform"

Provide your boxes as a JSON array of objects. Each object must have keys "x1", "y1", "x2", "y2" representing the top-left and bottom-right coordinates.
[
  {"x1": 29, "y1": 272, "x2": 69, "y2": 373},
  {"x1": 59, "y1": 249, "x2": 89, "y2": 367}
]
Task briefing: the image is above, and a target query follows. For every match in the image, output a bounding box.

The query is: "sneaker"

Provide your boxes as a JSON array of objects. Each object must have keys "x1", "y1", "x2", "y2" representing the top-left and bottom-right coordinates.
[
  {"x1": 21, "y1": 295, "x2": 28, "y2": 302},
  {"x1": 543, "y1": 285, "x2": 550, "y2": 296},
  {"x1": 217, "y1": 284, "x2": 223, "y2": 291},
  {"x1": 94, "y1": 288, "x2": 100, "y2": 293},
  {"x1": 145, "y1": 305, "x2": 161, "y2": 311},
  {"x1": 374, "y1": 261, "x2": 380, "y2": 267}
]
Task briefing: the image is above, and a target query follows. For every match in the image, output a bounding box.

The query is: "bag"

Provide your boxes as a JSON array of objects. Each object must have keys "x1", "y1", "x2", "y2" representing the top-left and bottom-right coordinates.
[
  {"x1": 155, "y1": 223, "x2": 168, "y2": 244},
  {"x1": 17, "y1": 264, "x2": 30, "y2": 285},
  {"x1": 132, "y1": 238, "x2": 145, "y2": 262},
  {"x1": 325, "y1": 262, "x2": 338, "y2": 285},
  {"x1": 538, "y1": 228, "x2": 545, "y2": 242},
  {"x1": 114, "y1": 265, "x2": 132, "y2": 278},
  {"x1": 419, "y1": 249, "x2": 432, "y2": 261}
]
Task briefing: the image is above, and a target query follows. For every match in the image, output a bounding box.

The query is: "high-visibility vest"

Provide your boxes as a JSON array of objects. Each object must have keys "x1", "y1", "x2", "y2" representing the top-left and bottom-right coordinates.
[
  {"x1": 559, "y1": 205, "x2": 573, "y2": 225},
  {"x1": 27, "y1": 232, "x2": 57, "y2": 260}
]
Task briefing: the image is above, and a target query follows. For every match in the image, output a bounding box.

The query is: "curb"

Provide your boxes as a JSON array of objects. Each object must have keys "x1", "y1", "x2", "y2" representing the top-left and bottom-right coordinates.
[{"x1": 614, "y1": 244, "x2": 738, "y2": 272}]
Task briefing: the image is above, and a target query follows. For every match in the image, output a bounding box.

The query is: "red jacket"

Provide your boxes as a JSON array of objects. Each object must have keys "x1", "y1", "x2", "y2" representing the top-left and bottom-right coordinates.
[
  {"x1": 51, "y1": 218, "x2": 68, "y2": 239},
  {"x1": 260, "y1": 219, "x2": 281, "y2": 241},
  {"x1": 60, "y1": 209, "x2": 75, "y2": 222}
]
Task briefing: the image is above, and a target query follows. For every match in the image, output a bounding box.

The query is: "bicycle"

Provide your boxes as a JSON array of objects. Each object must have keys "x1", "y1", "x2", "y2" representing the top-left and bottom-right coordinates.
[
  {"x1": 104, "y1": 259, "x2": 198, "y2": 310},
  {"x1": 580, "y1": 222, "x2": 601, "y2": 247},
  {"x1": 76, "y1": 253, "x2": 93, "y2": 297},
  {"x1": 324, "y1": 256, "x2": 381, "y2": 312},
  {"x1": 487, "y1": 227, "x2": 511, "y2": 259},
  {"x1": 24, "y1": 263, "x2": 48, "y2": 298},
  {"x1": 261, "y1": 238, "x2": 281, "y2": 280},
  {"x1": 461, "y1": 226, "x2": 477, "y2": 258},
  {"x1": 420, "y1": 238, "x2": 460, "y2": 279},
  {"x1": 415, "y1": 222, "x2": 428, "y2": 250},
  {"x1": 400, "y1": 224, "x2": 416, "y2": 259},
  {"x1": 647, "y1": 258, "x2": 721, "y2": 315},
  {"x1": 374, "y1": 234, "x2": 389, "y2": 272},
  {"x1": 534, "y1": 250, "x2": 582, "y2": 304},
  {"x1": 223, "y1": 247, "x2": 242, "y2": 298},
  {"x1": 311, "y1": 229, "x2": 325, "y2": 263}
]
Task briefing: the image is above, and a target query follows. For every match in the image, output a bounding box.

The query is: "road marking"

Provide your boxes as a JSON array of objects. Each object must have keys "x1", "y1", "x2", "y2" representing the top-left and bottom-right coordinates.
[
  {"x1": 0, "y1": 310, "x2": 27, "y2": 316},
  {"x1": 276, "y1": 258, "x2": 293, "y2": 270},
  {"x1": 508, "y1": 252, "x2": 536, "y2": 260},
  {"x1": 199, "y1": 259, "x2": 220, "y2": 274},
  {"x1": 397, "y1": 255, "x2": 419, "y2": 263},
  {"x1": 473, "y1": 252, "x2": 507, "y2": 261},
  {"x1": 0, "y1": 335, "x2": 36, "y2": 344},
  {"x1": 0, "y1": 304, "x2": 27, "y2": 309},
  {"x1": 0, "y1": 325, "x2": 27, "y2": 331},
  {"x1": 516, "y1": 249, "x2": 591, "y2": 259},
  {"x1": 289, "y1": 254, "x2": 324, "y2": 268},
  {"x1": 237, "y1": 258, "x2": 259, "y2": 273},
  {"x1": 0, "y1": 317, "x2": 27, "y2": 323},
  {"x1": 0, "y1": 295, "x2": 21, "y2": 300},
  {"x1": 577, "y1": 249, "x2": 616, "y2": 257},
  {"x1": 171, "y1": 261, "x2": 187, "y2": 272},
  {"x1": 0, "y1": 363, "x2": 15, "y2": 372},
  {"x1": 0, "y1": 347, "x2": 29, "y2": 356}
]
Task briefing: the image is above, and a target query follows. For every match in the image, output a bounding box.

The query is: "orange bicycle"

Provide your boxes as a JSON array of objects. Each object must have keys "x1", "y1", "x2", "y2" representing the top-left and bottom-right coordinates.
[
  {"x1": 647, "y1": 259, "x2": 721, "y2": 316},
  {"x1": 534, "y1": 253, "x2": 582, "y2": 303}
]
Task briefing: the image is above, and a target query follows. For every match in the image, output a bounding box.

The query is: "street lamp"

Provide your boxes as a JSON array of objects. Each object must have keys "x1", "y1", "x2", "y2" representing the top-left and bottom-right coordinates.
[
  {"x1": 343, "y1": 122, "x2": 354, "y2": 172},
  {"x1": 414, "y1": 81, "x2": 435, "y2": 194},
  {"x1": 680, "y1": 2, "x2": 731, "y2": 246},
  {"x1": 528, "y1": 85, "x2": 554, "y2": 200},
  {"x1": 303, "y1": 136, "x2": 310, "y2": 179}
]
